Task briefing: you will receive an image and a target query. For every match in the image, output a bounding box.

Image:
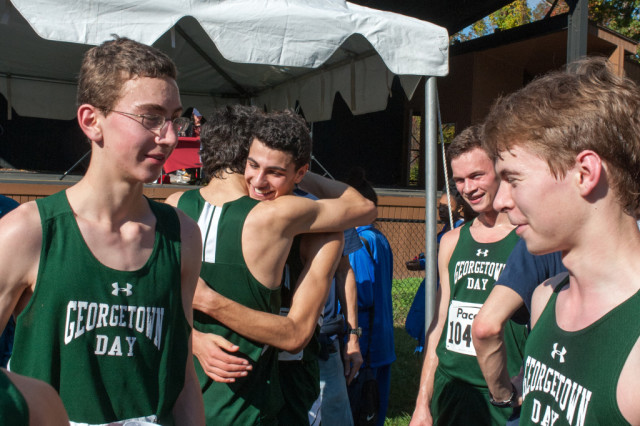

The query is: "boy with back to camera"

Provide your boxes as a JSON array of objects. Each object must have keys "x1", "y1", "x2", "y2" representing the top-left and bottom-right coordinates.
[{"x1": 166, "y1": 108, "x2": 375, "y2": 425}]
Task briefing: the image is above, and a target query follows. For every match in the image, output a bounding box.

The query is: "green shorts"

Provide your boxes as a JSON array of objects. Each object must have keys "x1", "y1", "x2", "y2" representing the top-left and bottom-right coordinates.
[
  {"x1": 431, "y1": 369, "x2": 514, "y2": 426},
  {"x1": 277, "y1": 359, "x2": 320, "y2": 425}
]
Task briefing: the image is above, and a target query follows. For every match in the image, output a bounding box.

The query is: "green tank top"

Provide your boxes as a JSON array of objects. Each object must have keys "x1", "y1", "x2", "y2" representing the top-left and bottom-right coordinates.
[
  {"x1": 11, "y1": 190, "x2": 189, "y2": 425},
  {"x1": 436, "y1": 221, "x2": 525, "y2": 387},
  {"x1": 178, "y1": 190, "x2": 283, "y2": 426},
  {"x1": 0, "y1": 370, "x2": 29, "y2": 425},
  {"x1": 521, "y1": 277, "x2": 640, "y2": 426},
  {"x1": 277, "y1": 236, "x2": 321, "y2": 424}
]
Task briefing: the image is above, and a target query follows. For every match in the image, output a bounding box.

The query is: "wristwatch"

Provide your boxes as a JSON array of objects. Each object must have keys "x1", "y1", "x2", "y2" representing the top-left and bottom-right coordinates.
[
  {"x1": 489, "y1": 383, "x2": 517, "y2": 407},
  {"x1": 348, "y1": 327, "x2": 362, "y2": 338}
]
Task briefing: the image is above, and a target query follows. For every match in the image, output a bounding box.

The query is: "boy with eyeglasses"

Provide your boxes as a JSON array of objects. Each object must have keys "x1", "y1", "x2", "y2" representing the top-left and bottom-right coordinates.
[{"x1": 0, "y1": 37, "x2": 204, "y2": 425}]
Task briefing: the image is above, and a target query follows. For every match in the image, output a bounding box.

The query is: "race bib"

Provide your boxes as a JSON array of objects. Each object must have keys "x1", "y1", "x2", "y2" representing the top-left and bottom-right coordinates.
[{"x1": 445, "y1": 300, "x2": 482, "y2": 356}]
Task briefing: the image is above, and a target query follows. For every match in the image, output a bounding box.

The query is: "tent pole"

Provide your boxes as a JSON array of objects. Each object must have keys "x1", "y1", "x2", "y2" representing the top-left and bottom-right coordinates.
[
  {"x1": 424, "y1": 77, "x2": 438, "y2": 340},
  {"x1": 566, "y1": 0, "x2": 588, "y2": 64}
]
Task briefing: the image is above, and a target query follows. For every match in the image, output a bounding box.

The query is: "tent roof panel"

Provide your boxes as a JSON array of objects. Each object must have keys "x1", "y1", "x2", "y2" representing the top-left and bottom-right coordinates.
[{"x1": 1, "y1": 0, "x2": 449, "y2": 121}]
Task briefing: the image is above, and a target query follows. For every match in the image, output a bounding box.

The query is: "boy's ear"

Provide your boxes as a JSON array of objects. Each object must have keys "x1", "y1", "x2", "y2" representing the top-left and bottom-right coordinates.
[
  {"x1": 575, "y1": 150, "x2": 603, "y2": 197},
  {"x1": 293, "y1": 163, "x2": 309, "y2": 184},
  {"x1": 77, "y1": 104, "x2": 103, "y2": 144}
]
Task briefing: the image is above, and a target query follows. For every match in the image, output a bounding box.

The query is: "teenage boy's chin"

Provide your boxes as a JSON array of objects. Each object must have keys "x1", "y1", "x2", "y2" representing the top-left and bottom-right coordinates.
[
  {"x1": 522, "y1": 236, "x2": 557, "y2": 257},
  {"x1": 467, "y1": 199, "x2": 492, "y2": 215},
  {"x1": 143, "y1": 169, "x2": 165, "y2": 184}
]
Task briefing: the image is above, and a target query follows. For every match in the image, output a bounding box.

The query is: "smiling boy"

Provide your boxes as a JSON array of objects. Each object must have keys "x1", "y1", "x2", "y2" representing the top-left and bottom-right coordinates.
[
  {"x1": 411, "y1": 125, "x2": 526, "y2": 426},
  {"x1": 0, "y1": 38, "x2": 204, "y2": 425},
  {"x1": 166, "y1": 108, "x2": 374, "y2": 425},
  {"x1": 484, "y1": 57, "x2": 640, "y2": 425}
]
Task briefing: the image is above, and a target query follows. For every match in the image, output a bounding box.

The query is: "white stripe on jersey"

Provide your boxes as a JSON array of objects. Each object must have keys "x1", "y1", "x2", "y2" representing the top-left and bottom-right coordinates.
[{"x1": 197, "y1": 202, "x2": 222, "y2": 264}]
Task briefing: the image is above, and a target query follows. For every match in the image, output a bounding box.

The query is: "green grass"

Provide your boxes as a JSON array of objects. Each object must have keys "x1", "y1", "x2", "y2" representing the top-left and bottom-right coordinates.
[
  {"x1": 350, "y1": 276, "x2": 424, "y2": 425},
  {"x1": 383, "y1": 326, "x2": 423, "y2": 426},
  {"x1": 391, "y1": 277, "x2": 422, "y2": 326},
  {"x1": 385, "y1": 276, "x2": 424, "y2": 425}
]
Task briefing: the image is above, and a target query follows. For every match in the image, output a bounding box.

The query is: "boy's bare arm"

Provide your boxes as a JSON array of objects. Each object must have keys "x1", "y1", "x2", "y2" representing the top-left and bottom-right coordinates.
[
  {"x1": 6, "y1": 369, "x2": 69, "y2": 425},
  {"x1": 278, "y1": 172, "x2": 377, "y2": 234},
  {"x1": 473, "y1": 286, "x2": 524, "y2": 402},
  {"x1": 164, "y1": 191, "x2": 185, "y2": 208},
  {"x1": 193, "y1": 232, "x2": 343, "y2": 353},
  {"x1": 335, "y1": 255, "x2": 362, "y2": 385},
  {"x1": 410, "y1": 228, "x2": 458, "y2": 426},
  {"x1": 0, "y1": 202, "x2": 42, "y2": 331},
  {"x1": 172, "y1": 211, "x2": 205, "y2": 426}
]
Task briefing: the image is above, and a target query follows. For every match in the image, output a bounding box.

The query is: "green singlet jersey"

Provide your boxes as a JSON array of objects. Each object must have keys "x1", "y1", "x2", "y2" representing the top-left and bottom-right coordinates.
[
  {"x1": 521, "y1": 277, "x2": 640, "y2": 426},
  {"x1": 277, "y1": 235, "x2": 322, "y2": 425},
  {"x1": 11, "y1": 190, "x2": 190, "y2": 425},
  {"x1": 178, "y1": 190, "x2": 283, "y2": 426},
  {"x1": 432, "y1": 221, "x2": 526, "y2": 425},
  {"x1": 0, "y1": 370, "x2": 29, "y2": 425}
]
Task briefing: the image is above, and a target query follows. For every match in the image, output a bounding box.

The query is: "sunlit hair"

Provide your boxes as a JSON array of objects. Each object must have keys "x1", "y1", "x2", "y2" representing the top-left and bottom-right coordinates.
[
  {"x1": 251, "y1": 110, "x2": 312, "y2": 169},
  {"x1": 200, "y1": 105, "x2": 263, "y2": 181},
  {"x1": 484, "y1": 56, "x2": 640, "y2": 214},
  {"x1": 77, "y1": 37, "x2": 177, "y2": 111},
  {"x1": 447, "y1": 124, "x2": 485, "y2": 163}
]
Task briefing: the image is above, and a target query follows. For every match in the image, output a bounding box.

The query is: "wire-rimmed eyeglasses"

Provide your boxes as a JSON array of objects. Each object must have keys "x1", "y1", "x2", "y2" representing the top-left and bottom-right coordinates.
[{"x1": 106, "y1": 110, "x2": 189, "y2": 135}]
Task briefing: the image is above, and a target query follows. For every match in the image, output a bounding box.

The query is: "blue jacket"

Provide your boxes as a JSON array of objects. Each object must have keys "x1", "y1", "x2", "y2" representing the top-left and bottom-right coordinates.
[{"x1": 349, "y1": 225, "x2": 396, "y2": 368}]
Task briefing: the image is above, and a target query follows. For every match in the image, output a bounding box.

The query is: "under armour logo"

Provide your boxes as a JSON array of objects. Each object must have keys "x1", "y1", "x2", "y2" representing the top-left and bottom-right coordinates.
[
  {"x1": 476, "y1": 249, "x2": 489, "y2": 257},
  {"x1": 551, "y1": 343, "x2": 566, "y2": 363},
  {"x1": 111, "y1": 282, "x2": 133, "y2": 297}
]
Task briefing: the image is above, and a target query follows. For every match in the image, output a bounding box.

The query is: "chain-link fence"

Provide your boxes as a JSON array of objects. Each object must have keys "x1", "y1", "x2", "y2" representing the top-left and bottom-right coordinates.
[{"x1": 376, "y1": 218, "x2": 426, "y2": 327}]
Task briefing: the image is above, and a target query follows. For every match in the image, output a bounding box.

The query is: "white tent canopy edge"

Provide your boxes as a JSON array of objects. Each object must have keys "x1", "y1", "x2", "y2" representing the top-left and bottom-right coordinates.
[{"x1": 2, "y1": 0, "x2": 448, "y2": 122}]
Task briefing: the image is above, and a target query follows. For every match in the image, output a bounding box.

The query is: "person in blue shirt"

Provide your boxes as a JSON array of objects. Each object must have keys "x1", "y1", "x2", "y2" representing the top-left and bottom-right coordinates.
[{"x1": 347, "y1": 168, "x2": 395, "y2": 426}]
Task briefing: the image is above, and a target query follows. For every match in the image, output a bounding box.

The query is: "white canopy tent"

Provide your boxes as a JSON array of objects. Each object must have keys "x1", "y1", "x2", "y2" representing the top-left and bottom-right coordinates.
[
  {"x1": 1, "y1": 0, "x2": 447, "y2": 331},
  {"x1": 1, "y1": 0, "x2": 448, "y2": 122}
]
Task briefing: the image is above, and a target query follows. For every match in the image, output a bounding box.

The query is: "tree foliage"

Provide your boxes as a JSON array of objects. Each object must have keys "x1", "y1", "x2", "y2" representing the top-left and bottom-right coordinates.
[
  {"x1": 452, "y1": 0, "x2": 640, "y2": 44},
  {"x1": 544, "y1": 0, "x2": 640, "y2": 57},
  {"x1": 552, "y1": 0, "x2": 640, "y2": 41},
  {"x1": 490, "y1": 0, "x2": 533, "y2": 31},
  {"x1": 452, "y1": 0, "x2": 532, "y2": 41}
]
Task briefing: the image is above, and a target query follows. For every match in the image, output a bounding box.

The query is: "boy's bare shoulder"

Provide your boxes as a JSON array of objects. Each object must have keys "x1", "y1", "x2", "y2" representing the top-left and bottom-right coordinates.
[
  {"x1": 250, "y1": 195, "x2": 314, "y2": 225},
  {"x1": 530, "y1": 271, "x2": 569, "y2": 327},
  {"x1": 0, "y1": 201, "x2": 42, "y2": 247},
  {"x1": 0, "y1": 202, "x2": 45, "y2": 289},
  {"x1": 164, "y1": 191, "x2": 185, "y2": 208},
  {"x1": 439, "y1": 226, "x2": 463, "y2": 254}
]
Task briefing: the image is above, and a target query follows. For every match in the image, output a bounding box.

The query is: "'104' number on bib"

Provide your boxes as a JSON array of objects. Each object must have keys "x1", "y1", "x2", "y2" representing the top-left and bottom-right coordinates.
[{"x1": 445, "y1": 300, "x2": 481, "y2": 356}]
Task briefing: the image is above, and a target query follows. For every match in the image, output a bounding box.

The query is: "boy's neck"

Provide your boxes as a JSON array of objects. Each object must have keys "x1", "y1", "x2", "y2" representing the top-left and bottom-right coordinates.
[
  {"x1": 475, "y1": 208, "x2": 511, "y2": 229},
  {"x1": 563, "y1": 212, "x2": 640, "y2": 292},
  {"x1": 202, "y1": 172, "x2": 248, "y2": 205},
  {"x1": 68, "y1": 169, "x2": 149, "y2": 224}
]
